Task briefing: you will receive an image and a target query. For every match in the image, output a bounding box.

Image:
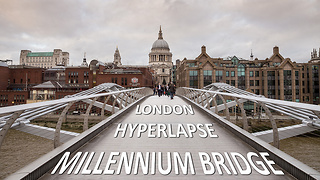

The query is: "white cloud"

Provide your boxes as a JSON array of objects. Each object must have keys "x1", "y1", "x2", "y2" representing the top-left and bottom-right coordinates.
[{"x1": 0, "y1": 0, "x2": 319, "y2": 65}]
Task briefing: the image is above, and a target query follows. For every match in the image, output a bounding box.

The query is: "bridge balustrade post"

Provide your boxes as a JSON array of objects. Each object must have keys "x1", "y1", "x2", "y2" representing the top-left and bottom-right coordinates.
[
  {"x1": 54, "y1": 101, "x2": 75, "y2": 148},
  {"x1": 139, "y1": 89, "x2": 142, "y2": 98},
  {"x1": 190, "y1": 90, "x2": 195, "y2": 101},
  {"x1": 124, "y1": 92, "x2": 129, "y2": 106},
  {"x1": 119, "y1": 93, "x2": 126, "y2": 109},
  {"x1": 129, "y1": 92, "x2": 133, "y2": 103},
  {"x1": 204, "y1": 93, "x2": 211, "y2": 110},
  {"x1": 135, "y1": 90, "x2": 140, "y2": 100},
  {"x1": 0, "y1": 110, "x2": 23, "y2": 149},
  {"x1": 186, "y1": 89, "x2": 192, "y2": 99},
  {"x1": 191, "y1": 90, "x2": 195, "y2": 101},
  {"x1": 183, "y1": 88, "x2": 188, "y2": 97},
  {"x1": 135, "y1": 90, "x2": 139, "y2": 100},
  {"x1": 112, "y1": 93, "x2": 122, "y2": 114},
  {"x1": 259, "y1": 102, "x2": 280, "y2": 148},
  {"x1": 132, "y1": 91, "x2": 138, "y2": 101},
  {"x1": 83, "y1": 97, "x2": 98, "y2": 131},
  {"x1": 212, "y1": 94, "x2": 219, "y2": 114},
  {"x1": 200, "y1": 92, "x2": 205, "y2": 107},
  {"x1": 233, "y1": 98, "x2": 248, "y2": 131},
  {"x1": 196, "y1": 91, "x2": 201, "y2": 104},
  {"x1": 129, "y1": 91, "x2": 134, "y2": 102},
  {"x1": 192, "y1": 90, "x2": 196, "y2": 101},
  {"x1": 101, "y1": 95, "x2": 112, "y2": 120},
  {"x1": 195, "y1": 91, "x2": 199, "y2": 104},
  {"x1": 218, "y1": 94, "x2": 230, "y2": 121},
  {"x1": 112, "y1": 92, "x2": 123, "y2": 110}
]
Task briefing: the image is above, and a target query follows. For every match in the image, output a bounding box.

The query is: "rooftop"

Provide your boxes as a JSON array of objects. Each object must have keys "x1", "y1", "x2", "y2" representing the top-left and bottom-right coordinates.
[
  {"x1": 103, "y1": 69, "x2": 141, "y2": 74},
  {"x1": 27, "y1": 52, "x2": 53, "y2": 57}
]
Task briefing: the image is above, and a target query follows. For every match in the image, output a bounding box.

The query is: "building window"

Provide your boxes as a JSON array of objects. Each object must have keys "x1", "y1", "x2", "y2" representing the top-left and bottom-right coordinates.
[
  {"x1": 231, "y1": 80, "x2": 235, "y2": 86},
  {"x1": 237, "y1": 64, "x2": 245, "y2": 77},
  {"x1": 189, "y1": 71, "x2": 198, "y2": 88},
  {"x1": 226, "y1": 71, "x2": 229, "y2": 77},
  {"x1": 255, "y1": 71, "x2": 259, "y2": 77},
  {"x1": 255, "y1": 80, "x2": 259, "y2": 86},
  {"x1": 188, "y1": 63, "x2": 196, "y2": 67},
  {"x1": 283, "y1": 70, "x2": 292, "y2": 101},
  {"x1": 250, "y1": 80, "x2": 254, "y2": 86},
  {"x1": 121, "y1": 78, "x2": 124, "y2": 85},
  {"x1": 231, "y1": 57, "x2": 239, "y2": 65},
  {"x1": 249, "y1": 71, "x2": 253, "y2": 77},
  {"x1": 204, "y1": 70, "x2": 212, "y2": 87},
  {"x1": 238, "y1": 64, "x2": 245, "y2": 89},
  {"x1": 215, "y1": 70, "x2": 223, "y2": 82},
  {"x1": 125, "y1": 78, "x2": 127, "y2": 85},
  {"x1": 162, "y1": 69, "x2": 165, "y2": 73},
  {"x1": 267, "y1": 71, "x2": 276, "y2": 98},
  {"x1": 231, "y1": 71, "x2": 235, "y2": 77}
]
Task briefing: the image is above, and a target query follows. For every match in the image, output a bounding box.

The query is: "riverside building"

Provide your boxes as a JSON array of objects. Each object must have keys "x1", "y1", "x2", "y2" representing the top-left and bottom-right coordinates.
[
  {"x1": 176, "y1": 46, "x2": 320, "y2": 105},
  {"x1": 20, "y1": 49, "x2": 69, "y2": 68}
]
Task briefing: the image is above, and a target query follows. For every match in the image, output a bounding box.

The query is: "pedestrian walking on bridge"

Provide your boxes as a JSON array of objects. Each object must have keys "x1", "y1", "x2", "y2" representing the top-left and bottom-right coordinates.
[{"x1": 169, "y1": 82, "x2": 176, "y2": 100}]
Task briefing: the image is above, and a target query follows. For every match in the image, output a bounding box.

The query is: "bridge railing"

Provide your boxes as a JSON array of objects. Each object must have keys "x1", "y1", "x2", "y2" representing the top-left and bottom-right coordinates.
[
  {"x1": 177, "y1": 86, "x2": 320, "y2": 179},
  {"x1": 177, "y1": 86, "x2": 320, "y2": 148},
  {"x1": 0, "y1": 84, "x2": 153, "y2": 149}
]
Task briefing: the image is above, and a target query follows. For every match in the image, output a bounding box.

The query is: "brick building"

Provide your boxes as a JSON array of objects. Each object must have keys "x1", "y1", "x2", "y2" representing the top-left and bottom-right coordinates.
[
  {"x1": 0, "y1": 62, "x2": 10, "y2": 90},
  {"x1": 7, "y1": 65, "x2": 45, "y2": 91},
  {"x1": 0, "y1": 90, "x2": 28, "y2": 107},
  {"x1": 95, "y1": 67, "x2": 153, "y2": 88},
  {"x1": 176, "y1": 46, "x2": 320, "y2": 104}
]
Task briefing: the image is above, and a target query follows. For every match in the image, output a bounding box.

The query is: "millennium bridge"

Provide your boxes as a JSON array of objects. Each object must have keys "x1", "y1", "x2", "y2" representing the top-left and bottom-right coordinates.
[{"x1": 0, "y1": 83, "x2": 320, "y2": 179}]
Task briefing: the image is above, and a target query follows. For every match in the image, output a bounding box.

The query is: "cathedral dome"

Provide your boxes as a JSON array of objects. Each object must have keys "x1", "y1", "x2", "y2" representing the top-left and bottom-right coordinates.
[
  {"x1": 152, "y1": 39, "x2": 169, "y2": 50},
  {"x1": 151, "y1": 26, "x2": 170, "y2": 50}
]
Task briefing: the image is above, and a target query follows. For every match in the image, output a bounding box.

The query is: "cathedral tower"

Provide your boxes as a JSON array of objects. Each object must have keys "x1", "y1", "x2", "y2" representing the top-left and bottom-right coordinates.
[
  {"x1": 114, "y1": 46, "x2": 122, "y2": 66},
  {"x1": 149, "y1": 26, "x2": 173, "y2": 84}
]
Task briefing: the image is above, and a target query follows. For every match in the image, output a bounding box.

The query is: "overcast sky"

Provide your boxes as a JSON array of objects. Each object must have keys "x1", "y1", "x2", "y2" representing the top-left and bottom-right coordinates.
[{"x1": 0, "y1": 0, "x2": 319, "y2": 66}]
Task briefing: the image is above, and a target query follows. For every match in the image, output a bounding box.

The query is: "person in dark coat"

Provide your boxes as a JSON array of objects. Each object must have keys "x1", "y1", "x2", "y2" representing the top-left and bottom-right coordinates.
[
  {"x1": 157, "y1": 83, "x2": 162, "y2": 97},
  {"x1": 169, "y1": 82, "x2": 176, "y2": 99}
]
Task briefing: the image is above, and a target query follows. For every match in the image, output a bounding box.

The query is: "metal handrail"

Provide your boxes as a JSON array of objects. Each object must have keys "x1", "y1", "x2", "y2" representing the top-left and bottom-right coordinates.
[
  {"x1": 0, "y1": 84, "x2": 153, "y2": 149},
  {"x1": 177, "y1": 85, "x2": 320, "y2": 148}
]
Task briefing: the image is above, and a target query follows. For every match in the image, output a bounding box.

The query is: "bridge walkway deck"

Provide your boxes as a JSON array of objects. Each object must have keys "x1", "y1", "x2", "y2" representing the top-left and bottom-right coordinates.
[{"x1": 40, "y1": 95, "x2": 294, "y2": 179}]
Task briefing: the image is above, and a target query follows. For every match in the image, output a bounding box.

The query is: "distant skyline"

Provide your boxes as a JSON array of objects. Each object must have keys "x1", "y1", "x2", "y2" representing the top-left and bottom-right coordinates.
[{"x1": 0, "y1": 0, "x2": 319, "y2": 66}]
